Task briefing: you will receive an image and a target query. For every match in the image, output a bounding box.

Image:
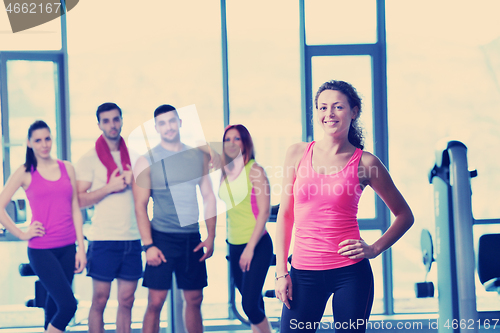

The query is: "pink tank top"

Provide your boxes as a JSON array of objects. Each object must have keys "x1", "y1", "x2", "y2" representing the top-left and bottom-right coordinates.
[
  {"x1": 26, "y1": 160, "x2": 76, "y2": 249},
  {"x1": 292, "y1": 141, "x2": 363, "y2": 270}
]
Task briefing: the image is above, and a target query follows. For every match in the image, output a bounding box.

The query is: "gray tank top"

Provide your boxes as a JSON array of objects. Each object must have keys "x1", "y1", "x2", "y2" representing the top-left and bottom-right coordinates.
[{"x1": 146, "y1": 144, "x2": 205, "y2": 233}]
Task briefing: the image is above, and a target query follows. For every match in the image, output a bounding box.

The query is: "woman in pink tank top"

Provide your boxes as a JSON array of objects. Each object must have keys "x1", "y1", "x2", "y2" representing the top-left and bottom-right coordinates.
[
  {"x1": 0, "y1": 120, "x2": 86, "y2": 333},
  {"x1": 275, "y1": 81, "x2": 414, "y2": 333}
]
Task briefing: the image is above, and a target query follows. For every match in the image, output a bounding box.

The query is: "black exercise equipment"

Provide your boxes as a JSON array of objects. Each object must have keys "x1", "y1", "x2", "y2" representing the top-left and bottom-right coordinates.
[
  {"x1": 415, "y1": 229, "x2": 435, "y2": 298},
  {"x1": 18, "y1": 263, "x2": 46, "y2": 308},
  {"x1": 5, "y1": 199, "x2": 27, "y2": 224},
  {"x1": 477, "y1": 233, "x2": 500, "y2": 293},
  {"x1": 5, "y1": 199, "x2": 48, "y2": 310}
]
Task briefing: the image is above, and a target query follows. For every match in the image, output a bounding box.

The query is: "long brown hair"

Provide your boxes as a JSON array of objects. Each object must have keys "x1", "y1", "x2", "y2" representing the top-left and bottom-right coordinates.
[{"x1": 222, "y1": 124, "x2": 255, "y2": 166}]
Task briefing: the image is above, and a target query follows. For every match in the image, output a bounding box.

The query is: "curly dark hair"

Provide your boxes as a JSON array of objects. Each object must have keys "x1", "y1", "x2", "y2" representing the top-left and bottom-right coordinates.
[{"x1": 314, "y1": 80, "x2": 364, "y2": 149}]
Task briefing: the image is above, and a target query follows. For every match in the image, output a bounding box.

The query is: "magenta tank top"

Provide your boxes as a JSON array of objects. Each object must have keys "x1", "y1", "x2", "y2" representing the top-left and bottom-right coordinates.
[
  {"x1": 26, "y1": 160, "x2": 76, "y2": 249},
  {"x1": 292, "y1": 141, "x2": 363, "y2": 270}
]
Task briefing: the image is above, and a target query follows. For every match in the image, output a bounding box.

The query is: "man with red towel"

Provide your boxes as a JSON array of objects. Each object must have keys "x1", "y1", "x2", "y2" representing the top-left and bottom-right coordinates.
[{"x1": 76, "y1": 102, "x2": 142, "y2": 333}]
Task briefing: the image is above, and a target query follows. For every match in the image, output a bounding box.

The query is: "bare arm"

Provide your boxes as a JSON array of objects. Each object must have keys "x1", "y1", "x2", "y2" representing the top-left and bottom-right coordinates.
[
  {"x1": 338, "y1": 152, "x2": 414, "y2": 259},
  {"x1": 0, "y1": 166, "x2": 45, "y2": 240},
  {"x1": 275, "y1": 143, "x2": 305, "y2": 275},
  {"x1": 238, "y1": 163, "x2": 270, "y2": 272},
  {"x1": 194, "y1": 154, "x2": 217, "y2": 261},
  {"x1": 65, "y1": 161, "x2": 87, "y2": 273},
  {"x1": 77, "y1": 168, "x2": 126, "y2": 208},
  {"x1": 196, "y1": 142, "x2": 222, "y2": 170},
  {"x1": 132, "y1": 157, "x2": 153, "y2": 245},
  {"x1": 275, "y1": 143, "x2": 307, "y2": 309},
  {"x1": 132, "y1": 156, "x2": 166, "y2": 266}
]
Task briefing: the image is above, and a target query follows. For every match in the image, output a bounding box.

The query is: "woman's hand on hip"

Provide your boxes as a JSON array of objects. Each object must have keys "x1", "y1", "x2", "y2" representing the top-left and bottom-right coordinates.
[
  {"x1": 338, "y1": 238, "x2": 378, "y2": 259},
  {"x1": 21, "y1": 221, "x2": 45, "y2": 240}
]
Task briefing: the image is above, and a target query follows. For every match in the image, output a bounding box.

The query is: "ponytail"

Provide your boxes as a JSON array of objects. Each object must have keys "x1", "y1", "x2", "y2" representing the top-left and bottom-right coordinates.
[
  {"x1": 24, "y1": 147, "x2": 37, "y2": 172},
  {"x1": 24, "y1": 120, "x2": 50, "y2": 172},
  {"x1": 348, "y1": 122, "x2": 364, "y2": 150}
]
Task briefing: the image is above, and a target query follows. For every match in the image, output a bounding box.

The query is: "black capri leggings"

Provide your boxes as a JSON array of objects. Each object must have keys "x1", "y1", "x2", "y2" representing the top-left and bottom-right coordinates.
[
  {"x1": 280, "y1": 259, "x2": 374, "y2": 333},
  {"x1": 28, "y1": 244, "x2": 78, "y2": 331},
  {"x1": 229, "y1": 232, "x2": 273, "y2": 324}
]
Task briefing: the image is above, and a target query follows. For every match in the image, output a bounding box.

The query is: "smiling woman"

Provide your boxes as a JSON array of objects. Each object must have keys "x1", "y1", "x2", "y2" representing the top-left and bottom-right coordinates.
[
  {"x1": 274, "y1": 80, "x2": 414, "y2": 333},
  {"x1": 219, "y1": 124, "x2": 274, "y2": 333},
  {"x1": 315, "y1": 82, "x2": 362, "y2": 149}
]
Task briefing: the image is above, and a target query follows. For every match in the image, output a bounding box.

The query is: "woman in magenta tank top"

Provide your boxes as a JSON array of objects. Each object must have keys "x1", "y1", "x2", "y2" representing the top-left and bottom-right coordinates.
[
  {"x1": 0, "y1": 120, "x2": 86, "y2": 333},
  {"x1": 275, "y1": 81, "x2": 414, "y2": 333},
  {"x1": 219, "y1": 124, "x2": 274, "y2": 333}
]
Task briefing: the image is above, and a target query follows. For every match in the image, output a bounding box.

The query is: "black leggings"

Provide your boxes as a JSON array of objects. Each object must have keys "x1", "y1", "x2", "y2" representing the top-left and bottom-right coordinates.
[
  {"x1": 280, "y1": 259, "x2": 374, "y2": 333},
  {"x1": 28, "y1": 244, "x2": 78, "y2": 331},
  {"x1": 229, "y1": 232, "x2": 273, "y2": 324}
]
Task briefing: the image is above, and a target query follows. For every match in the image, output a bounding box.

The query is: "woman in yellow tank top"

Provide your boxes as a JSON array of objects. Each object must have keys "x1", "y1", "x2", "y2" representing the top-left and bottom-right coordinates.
[{"x1": 219, "y1": 124, "x2": 274, "y2": 333}]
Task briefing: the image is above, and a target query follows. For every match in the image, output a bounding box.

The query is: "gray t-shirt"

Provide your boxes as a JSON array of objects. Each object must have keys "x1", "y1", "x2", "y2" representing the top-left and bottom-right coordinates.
[{"x1": 144, "y1": 144, "x2": 205, "y2": 233}]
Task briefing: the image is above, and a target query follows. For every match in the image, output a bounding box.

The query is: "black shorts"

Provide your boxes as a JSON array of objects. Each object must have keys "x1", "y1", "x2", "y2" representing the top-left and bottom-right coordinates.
[{"x1": 142, "y1": 229, "x2": 208, "y2": 290}]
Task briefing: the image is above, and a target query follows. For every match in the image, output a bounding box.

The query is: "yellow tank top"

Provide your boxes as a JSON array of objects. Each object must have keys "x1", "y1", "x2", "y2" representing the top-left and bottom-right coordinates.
[{"x1": 219, "y1": 160, "x2": 258, "y2": 245}]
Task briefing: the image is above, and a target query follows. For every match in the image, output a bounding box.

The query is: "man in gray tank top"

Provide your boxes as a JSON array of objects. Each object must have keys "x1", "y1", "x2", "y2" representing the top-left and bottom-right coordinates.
[{"x1": 132, "y1": 104, "x2": 216, "y2": 333}]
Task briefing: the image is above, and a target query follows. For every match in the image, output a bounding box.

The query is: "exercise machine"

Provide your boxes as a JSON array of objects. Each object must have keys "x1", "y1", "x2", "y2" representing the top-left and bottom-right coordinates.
[{"x1": 429, "y1": 140, "x2": 478, "y2": 333}]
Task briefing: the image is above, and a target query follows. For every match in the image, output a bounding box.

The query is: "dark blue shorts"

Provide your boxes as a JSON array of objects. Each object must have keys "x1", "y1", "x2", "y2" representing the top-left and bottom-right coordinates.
[
  {"x1": 86, "y1": 240, "x2": 143, "y2": 282},
  {"x1": 142, "y1": 229, "x2": 208, "y2": 291}
]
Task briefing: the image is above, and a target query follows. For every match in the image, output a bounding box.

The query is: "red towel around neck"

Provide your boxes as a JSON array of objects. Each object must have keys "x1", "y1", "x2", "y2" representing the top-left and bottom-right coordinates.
[{"x1": 95, "y1": 135, "x2": 131, "y2": 183}]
